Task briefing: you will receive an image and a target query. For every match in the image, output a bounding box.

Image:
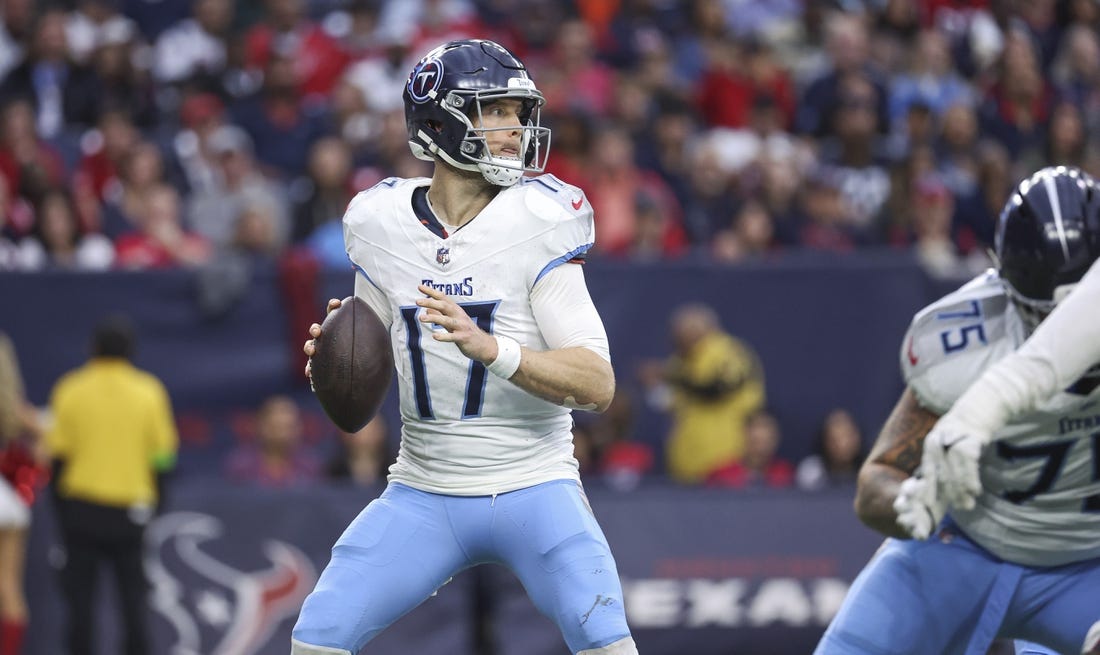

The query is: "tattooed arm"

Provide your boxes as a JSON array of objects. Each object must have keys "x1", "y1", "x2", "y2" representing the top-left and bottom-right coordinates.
[{"x1": 854, "y1": 387, "x2": 941, "y2": 538}]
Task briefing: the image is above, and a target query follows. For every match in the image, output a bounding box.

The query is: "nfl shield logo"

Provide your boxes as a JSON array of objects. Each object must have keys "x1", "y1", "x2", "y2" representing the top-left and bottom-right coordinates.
[{"x1": 436, "y1": 247, "x2": 450, "y2": 266}]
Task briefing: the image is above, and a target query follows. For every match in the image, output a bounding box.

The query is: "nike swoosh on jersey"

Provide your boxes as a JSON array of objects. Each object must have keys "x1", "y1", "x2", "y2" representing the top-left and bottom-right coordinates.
[
  {"x1": 571, "y1": 197, "x2": 583, "y2": 210},
  {"x1": 907, "y1": 336, "x2": 919, "y2": 366}
]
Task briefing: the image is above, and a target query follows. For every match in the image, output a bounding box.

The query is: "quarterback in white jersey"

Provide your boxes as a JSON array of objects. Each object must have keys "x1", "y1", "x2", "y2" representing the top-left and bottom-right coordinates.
[
  {"x1": 816, "y1": 167, "x2": 1100, "y2": 655},
  {"x1": 342, "y1": 173, "x2": 603, "y2": 495},
  {"x1": 291, "y1": 40, "x2": 637, "y2": 655}
]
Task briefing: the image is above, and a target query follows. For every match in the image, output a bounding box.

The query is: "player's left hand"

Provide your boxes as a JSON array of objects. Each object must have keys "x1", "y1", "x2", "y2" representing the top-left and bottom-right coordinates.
[
  {"x1": 416, "y1": 284, "x2": 496, "y2": 363},
  {"x1": 921, "y1": 413, "x2": 989, "y2": 511},
  {"x1": 893, "y1": 473, "x2": 946, "y2": 540}
]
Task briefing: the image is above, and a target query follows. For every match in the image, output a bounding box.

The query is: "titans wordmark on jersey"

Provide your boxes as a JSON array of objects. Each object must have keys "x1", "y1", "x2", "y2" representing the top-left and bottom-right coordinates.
[
  {"x1": 903, "y1": 270, "x2": 1100, "y2": 567},
  {"x1": 343, "y1": 175, "x2": 594, "y2": 496}
]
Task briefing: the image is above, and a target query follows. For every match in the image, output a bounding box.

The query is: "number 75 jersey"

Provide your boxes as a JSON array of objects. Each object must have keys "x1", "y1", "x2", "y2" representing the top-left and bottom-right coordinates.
[
  {"x1": 342, "y1": 175, "x2": 596, "y2": 496},
  {"x1": 902, "y1": 270, "x2": 1100, "y2": 567}
]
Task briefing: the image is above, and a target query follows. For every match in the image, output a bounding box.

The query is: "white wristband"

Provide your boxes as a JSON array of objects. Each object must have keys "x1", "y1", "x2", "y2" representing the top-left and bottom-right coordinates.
[{"x1": 486, "y1": 335, "x2": 522, "y2": 379}]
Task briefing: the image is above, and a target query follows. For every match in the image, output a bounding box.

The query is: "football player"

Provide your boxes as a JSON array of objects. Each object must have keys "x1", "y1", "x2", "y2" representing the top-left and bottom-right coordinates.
[
  {"x1": 912, "y1": 254, "x2": 1100, "y2": 518},
  {"x1": 291, "y1": 40, "x2": 637, "y2": 655},
  {"x1": 815, "y1": 166, "x2": 1100, "y2": 655}
]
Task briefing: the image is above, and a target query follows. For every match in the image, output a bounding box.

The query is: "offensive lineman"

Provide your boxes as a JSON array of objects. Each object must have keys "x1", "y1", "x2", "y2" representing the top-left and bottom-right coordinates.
[
  {"x1": 815, "y1": 167, "x2": 1100, "y2": 655},
  {"x1": 291, "y1": 40, "x2": 637, "y2": 655},
  {"x1": 914, "y1": 256, "x2": 1100, "y2": 655}
]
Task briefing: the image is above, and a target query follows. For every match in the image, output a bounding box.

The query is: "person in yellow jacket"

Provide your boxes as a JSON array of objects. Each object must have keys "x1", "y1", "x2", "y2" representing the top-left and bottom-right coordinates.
[
  {"x1": 46, "y1": 317, "x2": 177, "y2": 655},
  {"x1": 642, "y1": 303, "x2": 766, "y2": 483}
]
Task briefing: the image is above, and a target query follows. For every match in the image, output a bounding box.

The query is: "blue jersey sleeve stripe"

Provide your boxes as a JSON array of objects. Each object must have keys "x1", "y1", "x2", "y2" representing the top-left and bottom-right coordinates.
[
  {"x1": 350, "y1": 258, "x2": 384, "y2": 292},
  {"x1": 534, "y1": 243, "x2": 593, "y2": 285}
]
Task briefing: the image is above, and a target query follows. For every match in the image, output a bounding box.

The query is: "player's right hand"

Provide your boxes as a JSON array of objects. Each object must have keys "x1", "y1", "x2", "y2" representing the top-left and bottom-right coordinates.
[
  {"x1": 304, "y1": 298, "x2": 343, "y2": 381},
  {"x1": 894, "y1": 473, "x2": 946, "y2": 540}
]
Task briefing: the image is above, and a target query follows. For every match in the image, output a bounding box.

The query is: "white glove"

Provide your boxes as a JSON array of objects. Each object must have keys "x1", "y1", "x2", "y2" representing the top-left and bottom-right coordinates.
[
  {"x1": 920, "y1": 413, "x2": 989, "y2": 511},
  {"x1": 894, "y1": 474, "x2": 946, "y2": 540},
  {"x1": 1083, "y1": 619, "x2": 1100, "y2": 655}
]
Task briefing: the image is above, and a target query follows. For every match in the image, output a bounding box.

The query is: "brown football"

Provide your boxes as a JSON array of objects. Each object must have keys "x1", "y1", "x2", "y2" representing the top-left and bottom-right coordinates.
[{"x1": 310, "y1": 296, "x2": 393, "y2": 433}]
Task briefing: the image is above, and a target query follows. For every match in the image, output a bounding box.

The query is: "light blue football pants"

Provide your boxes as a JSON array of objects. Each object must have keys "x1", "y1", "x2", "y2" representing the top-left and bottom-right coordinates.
[
  {"x1": 292, "y1": 480, "x2": 631, "y2": 654},
  {"x1": 815, "y1": 521, "x2": 1100, "y2": 655}
]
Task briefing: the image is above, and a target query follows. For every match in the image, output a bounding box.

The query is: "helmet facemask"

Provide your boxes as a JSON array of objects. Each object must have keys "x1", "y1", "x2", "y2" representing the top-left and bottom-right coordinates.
[
  {"x1": 1002, "y1": 277, "x2": 1079, "y2": 334},
  {"x1": 411, "y1": 87, "x2": 551, "y2": 187}
]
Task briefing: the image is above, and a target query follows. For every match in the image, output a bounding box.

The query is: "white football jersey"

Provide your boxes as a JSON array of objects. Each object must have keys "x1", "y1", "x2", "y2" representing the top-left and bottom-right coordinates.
[
  {"x1": 343, "y1": 175, "x2": 597, "y2": 495},
  {"x1": 903, "y1": 270, "x2": 1100, "y2": 566}
]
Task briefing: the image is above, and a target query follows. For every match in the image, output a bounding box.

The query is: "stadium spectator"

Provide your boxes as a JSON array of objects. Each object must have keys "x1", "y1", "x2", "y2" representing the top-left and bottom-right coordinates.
[
  {"x1": 952, "y1": 140, "x2": 1013, "y2": 252},
  {"x1": 378, "y1": 0, "x2": 485, "y2": 56},
  {"x1": 1019, "y1": 100, "x2": 1090, "y2": 174},
  {"x1": 588, "y1": 391, "x2": 655, "y2": 492},
  {"x1": 585, "y1": 125, "x2": 685, "y2": 258},
  {"x1": 16, "y1": 189, "x2": 113, "y2": 271},
  {"x1": 114, "y1": 184, "x2": 211, "y2": 268},
  {"x1": 667, "y1": 0, "x2": 728, "y2": 87},
  {"x1": 978, "y1": 27, "x2": 1054, "y2": 159},
  {"x1": 87, "y1": 14, "x2": 156, "y2": 128},
  {"x1": 1050, "y1": 23, "x2": 1100, "y2": 137},
  {"x1": 324, "y1": 415, "x2": 390, "y2": 487},
  {"x1": 796, "y1": 408, "x2": 866, "y2": 491},
  {"x1": 797, "y1": 166, "x2": 859, "y2": 252},
  {"x1": 230, "y1": 52, "x2": 332, "y2": 178},
  {"x1": 634, "y1": 94, "x2": 696, "y2": 206},
  {"x1": 706, "y1": 409, "x2": 793, "y2": 489},
  {"x1": 641, "y1": 302, "x2": 765, "y2": 484},
  {"x1": 224, "y1": 394, "x2": 321, "y2": 487},
  {"x1": 74, "y1": 109, "x2": 138, "y2": 210},
  {"x1": 291, "y1": 137, "x2": 354, "y2": 243},
  {"x1": 818, "y1": 73, "x2": 892, "y2": 232},
  {"x1": 169, "y1": 92, "x2": 228, "y2": 195},
  {"x1": 535, "y1": 19, "x2": 615, "y2": 117},
  {"x1": 185, "y1": 124, "x2": 288, "y2": 250},
  {"x1": 332, "y1": 0, "x2": 384, "y2": 60},
  {"x1": 0, "y1": 333, "x2": 45, "y2": 655},
  {"x1": 935, "y1": 102, "x2": 982, "y2": 197},
  {"x1": 342, "y1": 30, "x2": 413, "y2": 116},
  {"x1": 0, "y1": 8, "x2": 102, "y2": 139},
  {"x1": 748, "y1": 149, "x2": 806, "y2": 247},
  {"x1": 152, "y1": 0, "x2": 233, "y2": 89},
  {"x1": 46, "y1": 317, "x2": 178, "y2": 655},
  {"x1": 711, "y1": 197, "x2": 779, "y2": 263},
  {"x1": 908, "y1": 173, "x2": 981, "y2": 279},
  {"x1": 696, "y1": 37, "x2": 795, "y2": 131},
  {"x1": 887, "y1": 28, "x2": 973, "y2": 131},
  {"x1": 0, "y1": 99, "x2": 67, "y2": 215},
  {"x1": 65, "y1": 0, "x2": 137, "y2": 66},
  {"x1": 102, "y1": 140, "x2": 169, "y2": 239},
  {"x1": 794, "y1": 12, "x2": 888, "y2": 138},
  {"x1": 242, "y1": 0, "x2": 349, "y2": 100},
  {"x1": 576, "y1": 389, "x2": 651, "y2": 493},
  {"x1": 542, "y1": 110, "x2": 593, "y2": 188},
  {"x1": 0, "y1": 0, "x2": 31, "y2": 81}
]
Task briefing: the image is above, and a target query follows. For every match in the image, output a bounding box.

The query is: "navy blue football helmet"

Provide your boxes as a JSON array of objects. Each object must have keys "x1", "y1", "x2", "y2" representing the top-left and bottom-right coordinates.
[
  {"x1": 996, "y1": 166, "x2": 1100, "y2": 329},
  {"x1": 403, "y1": 39, "x2": 550, "y2": 186}
]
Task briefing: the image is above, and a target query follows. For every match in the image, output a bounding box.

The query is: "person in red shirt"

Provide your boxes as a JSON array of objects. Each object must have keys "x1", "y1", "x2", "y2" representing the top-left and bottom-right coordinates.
[
  {"x1": 242, "y1": 0, "x2": 348, "y2": 100},
  {"x1": 114, "y1": 185, "x2": 210, "y2": 269},
  {"x1": 707, "y1": 409, "x2": 794, "y2": 489}
]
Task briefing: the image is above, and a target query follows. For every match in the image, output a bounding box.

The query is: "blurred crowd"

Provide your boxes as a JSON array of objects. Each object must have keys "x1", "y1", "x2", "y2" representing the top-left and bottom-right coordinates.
[{"x1": 0, "y1": 0, "x2": 1097, "y2": 277}]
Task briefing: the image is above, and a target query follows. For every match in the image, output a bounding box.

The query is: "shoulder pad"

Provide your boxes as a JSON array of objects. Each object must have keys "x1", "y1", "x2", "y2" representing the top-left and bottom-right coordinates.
[
  {"x1": 519, "y1": 174, "x2": 592, "y2": 222},
  {"x1": 344, "y1": 177, "x2": 427, "y2": 239},
  {"x1": 515, "y1": 176, "x2": 596, "y2": 285},
  {"x1": 902, "y1": 273, "x2": 1014, "y2": 414}
]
